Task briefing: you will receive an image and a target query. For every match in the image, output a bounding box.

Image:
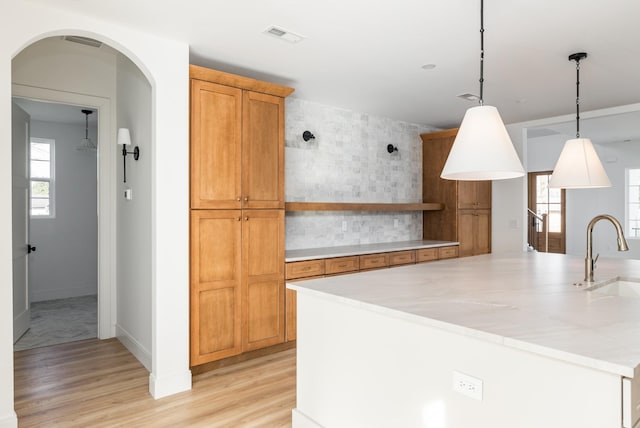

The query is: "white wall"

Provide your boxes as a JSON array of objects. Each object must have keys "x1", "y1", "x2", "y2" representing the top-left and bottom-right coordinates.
[
  {"x1": 528, "y1": 134, "x2": 640, "y2": 259},
  {"x1": 491, "y1": 125, "x2": 527, "y2": 254},
  {"x1": 29, "y1": 119, "x2": 98, "y2": 302},
  {"x1": 285, "y1": 98, "x2": 436, "y2": 250},
  {"x1": 1, "y1": 3, "x2": 191, "y2": 424},
  {"x1": 115, "y1": 52, "x2": 152, "y2": 370}
]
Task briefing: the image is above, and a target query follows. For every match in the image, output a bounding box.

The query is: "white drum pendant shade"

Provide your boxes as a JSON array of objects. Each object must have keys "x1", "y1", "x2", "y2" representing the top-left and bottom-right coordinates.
[
  {"x1": 549, "y1": 138, "x2": 611, "y2": 188},
  {"x1": 441, "y1": 105, "x2": 525, "y2": 181}
]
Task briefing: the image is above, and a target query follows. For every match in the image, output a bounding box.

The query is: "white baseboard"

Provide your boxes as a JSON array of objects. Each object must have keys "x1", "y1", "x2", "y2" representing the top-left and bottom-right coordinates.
[
  {"x1": 0, "y1": 411, "x2": 18, "y2": 428},
  {"x1": 31, "y1": 286, "x2": 97, "y2": 302},
  {"x1": 292, "y1": 409, "x2": 323, "y2": 428},
  {"x1": 115, "y1": 324, "x2": 152, "y2": 371},
  {"x1": 149, "y1": 370, "x2": 192, "y2": 399}
]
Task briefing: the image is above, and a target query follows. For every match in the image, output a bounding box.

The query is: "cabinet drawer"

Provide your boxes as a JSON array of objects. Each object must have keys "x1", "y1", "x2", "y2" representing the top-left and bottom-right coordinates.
[
  {"x1": 416, "y1": 248, "x2": 438, "y2": 263},
  {"x1": 388, "y1": 250, "x2": 416, "y2": 266},
  {"x1": 325, "y1": 256, "x2": 359, "y2": 275},
  {"x1": 286, "y1": 260, "x2": 325, "y2": 279},
  {"x1": 438, "y1": 246, "x2": 459, "y2": 259},
  {"x1": 359, "y1": 253, "x2": 389, "y2": 270}
]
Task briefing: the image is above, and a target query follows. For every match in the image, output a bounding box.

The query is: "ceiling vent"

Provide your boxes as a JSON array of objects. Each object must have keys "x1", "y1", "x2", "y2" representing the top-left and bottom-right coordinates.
[
  {"x1": 263, "y1": 26, "x2": 305, "y2": 43},
  {"x1": 62, "y1": 35, "x2": 103, "y2": 48},
  {"x1": 457, "y1": 93, "x2": 480, "y2": 102}
]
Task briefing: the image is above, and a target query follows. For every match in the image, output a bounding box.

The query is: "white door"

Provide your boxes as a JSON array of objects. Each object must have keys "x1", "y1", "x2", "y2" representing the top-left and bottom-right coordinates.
[{"x1": 12, "y1": 102, "x2": 31, "y2": 343}]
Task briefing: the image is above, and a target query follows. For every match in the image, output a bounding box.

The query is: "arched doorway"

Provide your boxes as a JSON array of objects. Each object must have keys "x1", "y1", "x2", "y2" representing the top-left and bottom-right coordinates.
[{"x1": 2, "y1": 9, "x2": 191, "y2": 425}]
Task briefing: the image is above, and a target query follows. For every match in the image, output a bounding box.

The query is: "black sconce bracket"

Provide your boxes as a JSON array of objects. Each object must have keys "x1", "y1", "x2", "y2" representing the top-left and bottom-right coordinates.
[
  {"x1": 302, "y1": 130, "x2": 316, "y2": 141},
  {"x1": 122, "y1": 145, "x2": 140, "y2": 183}
]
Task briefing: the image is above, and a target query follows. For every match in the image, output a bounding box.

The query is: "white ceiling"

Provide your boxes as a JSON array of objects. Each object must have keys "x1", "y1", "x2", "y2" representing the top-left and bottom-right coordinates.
[
  {"x1": 13, "y1": 98, "x2": 98, "y2": 126},
  {"x1": 27, "y1": 0, "x2": 640, "y2": 129}
]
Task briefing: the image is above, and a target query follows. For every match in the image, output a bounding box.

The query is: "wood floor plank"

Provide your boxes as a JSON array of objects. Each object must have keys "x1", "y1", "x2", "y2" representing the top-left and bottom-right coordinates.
[{"x1": 14, "y1": 338, "x2": 296, "y2": 427}]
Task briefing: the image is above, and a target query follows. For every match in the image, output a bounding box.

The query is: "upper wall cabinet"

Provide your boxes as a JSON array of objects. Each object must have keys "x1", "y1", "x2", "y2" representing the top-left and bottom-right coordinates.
[
  {"x1": 191, "y1": 80, "x2": 242, "y2": 209},
  {"x1": 189, "y1": 65, "x2": 293, "y2": 210},
  {"x1": 242, "y1": 91, "x2": 284, "y2": 209}
]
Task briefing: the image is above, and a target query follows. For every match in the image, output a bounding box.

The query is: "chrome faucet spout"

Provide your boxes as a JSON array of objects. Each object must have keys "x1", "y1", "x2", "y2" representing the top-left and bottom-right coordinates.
[{"x1": 585, "y1": 214, "x2": 629, "y2": 282}]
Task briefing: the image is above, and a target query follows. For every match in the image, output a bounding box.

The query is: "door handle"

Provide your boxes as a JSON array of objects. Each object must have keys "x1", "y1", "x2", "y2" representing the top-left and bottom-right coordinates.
[{"x1": 27, "y1": 245, "x2": 36, "y2": 254}]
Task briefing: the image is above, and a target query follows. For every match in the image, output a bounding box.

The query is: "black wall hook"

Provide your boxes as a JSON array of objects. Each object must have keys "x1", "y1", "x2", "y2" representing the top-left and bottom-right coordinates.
[
  {"x1": 302, "y1": 130, "x2": 316, "y2": 141},
  {"x1": 387, "y1": 144, "x2": 398, "y2": 154}
]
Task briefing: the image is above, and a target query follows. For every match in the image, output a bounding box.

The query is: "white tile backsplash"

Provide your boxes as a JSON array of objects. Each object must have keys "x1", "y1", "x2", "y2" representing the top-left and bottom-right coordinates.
[{"x1": 285, "y1": 98, "x2": 437, "y2": 250}]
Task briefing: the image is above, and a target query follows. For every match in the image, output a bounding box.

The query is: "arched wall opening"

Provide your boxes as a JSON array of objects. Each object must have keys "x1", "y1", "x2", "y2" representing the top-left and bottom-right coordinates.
[
  {"x1": 13, "y1": 34, "x2": 154, "y2": 368},
  {"x1": 2, "y1": 5, "x2": 191, "y2": 426}
]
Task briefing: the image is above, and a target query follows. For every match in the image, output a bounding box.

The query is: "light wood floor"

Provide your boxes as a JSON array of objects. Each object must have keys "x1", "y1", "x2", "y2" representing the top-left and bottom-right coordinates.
[{"x1": 14, "y1": 338, "x2": 296, "y2": 427}]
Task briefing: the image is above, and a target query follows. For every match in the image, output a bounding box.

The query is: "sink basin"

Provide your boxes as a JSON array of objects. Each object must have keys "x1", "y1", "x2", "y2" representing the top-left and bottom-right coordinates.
[{"x1": 586, "y1": 278, "x2": 640, "y2": 298}]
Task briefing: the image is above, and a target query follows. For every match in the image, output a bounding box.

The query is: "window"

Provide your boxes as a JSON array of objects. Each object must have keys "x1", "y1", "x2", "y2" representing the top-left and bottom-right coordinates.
[
  {"x1": 30, "y1": 138, "x2": 55, "y2": 218},
  {"x1": 535, "y1": 173, "x2": 563, "y2": 233},
  {"x1": 628, "y1": 169, "x2": 640, "y2": 238}
]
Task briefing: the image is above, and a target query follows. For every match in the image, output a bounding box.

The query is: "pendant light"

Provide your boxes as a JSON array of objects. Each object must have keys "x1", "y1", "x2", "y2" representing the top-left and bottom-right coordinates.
[
  {"x1": 549, "y1": 53, "x2": 610, "y2": 189},
  {"x1": 441, "y1": 0, "x2": 525, "y2": 181},
  {"x1": 77, "y1": 109, "x2": 97, "y2": 151}
]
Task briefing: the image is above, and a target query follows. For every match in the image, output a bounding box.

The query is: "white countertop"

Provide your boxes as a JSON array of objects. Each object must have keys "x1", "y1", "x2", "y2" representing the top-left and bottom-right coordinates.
[
  {"x1": 288, "y1": 252, "x2": 640, "y2": 378},
  {"x1": 285, "y1": 239, "x2": 459, "y2": 262}
]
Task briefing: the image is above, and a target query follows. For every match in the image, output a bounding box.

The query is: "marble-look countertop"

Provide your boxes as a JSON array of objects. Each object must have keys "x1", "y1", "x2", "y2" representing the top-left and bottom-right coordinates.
[
  {"x1": 288, "y1": 252, "x2": 640, "y2": 378},
  {"x1": 285, "y1": 240, "x2": 459, "y2": 262}
]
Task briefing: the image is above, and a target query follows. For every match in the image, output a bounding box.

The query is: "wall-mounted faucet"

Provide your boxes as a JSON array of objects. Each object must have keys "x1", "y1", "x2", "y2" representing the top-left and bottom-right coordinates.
[{"x1": 585, "y1": 214, "x2": 629, "y2": 282}]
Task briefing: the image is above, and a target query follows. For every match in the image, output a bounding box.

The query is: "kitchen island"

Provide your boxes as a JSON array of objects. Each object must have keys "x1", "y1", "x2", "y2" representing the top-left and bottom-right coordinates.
[{"x1": 288, "y1": 252, "x2": 640, "y2": 428}]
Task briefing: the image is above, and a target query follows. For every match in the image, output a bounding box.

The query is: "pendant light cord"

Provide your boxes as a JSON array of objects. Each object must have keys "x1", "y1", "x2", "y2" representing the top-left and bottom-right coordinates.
[
  {"x1": 85, "y1": 111, "x2": 89, "y2": 139},
  {"x1": 479, "y1": 0, "x2": 484, "y2": 106},
  {"x1": 575, "y1": 58, "x2": 580, "y2": 138}
]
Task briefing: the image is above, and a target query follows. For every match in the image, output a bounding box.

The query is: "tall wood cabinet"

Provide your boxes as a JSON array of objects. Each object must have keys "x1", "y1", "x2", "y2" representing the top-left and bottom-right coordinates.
[
  {"x1": 421, "y1": 128, "x2": 491, "y2": 257},
  {"x1": 189, "y1": 65, "x2": 293, "y2": 367}
]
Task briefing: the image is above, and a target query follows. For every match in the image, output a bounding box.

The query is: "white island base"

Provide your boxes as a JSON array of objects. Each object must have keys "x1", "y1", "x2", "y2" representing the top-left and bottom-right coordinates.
[{"x1": 290, "y1": 253, "x2": 640, "y2": 428}]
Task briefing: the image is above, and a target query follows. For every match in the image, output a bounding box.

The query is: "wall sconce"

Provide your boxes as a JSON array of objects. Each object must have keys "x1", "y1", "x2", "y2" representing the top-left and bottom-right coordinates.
[
  {"x1": 387, "y1": 144, "x2": 398, "y2": 154},
  {"x1": 117, "y1": 128, "x2": 139, "y2": 183},
  {"x1": 302, "y1": 130, "x2": 315, "y2": 141}
]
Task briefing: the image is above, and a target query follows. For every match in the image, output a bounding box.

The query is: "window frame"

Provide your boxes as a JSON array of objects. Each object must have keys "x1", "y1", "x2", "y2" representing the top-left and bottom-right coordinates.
[
  {"x1": 627, "y1": 168, "x2": 640, "y2": 239},
  {"x1": 29, "y1": 137, "x2": 56, "y2": 219}
]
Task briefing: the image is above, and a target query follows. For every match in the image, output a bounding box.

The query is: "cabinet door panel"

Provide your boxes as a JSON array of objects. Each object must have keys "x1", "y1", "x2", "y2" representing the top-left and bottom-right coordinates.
[
  {"x1": 458, "y1": 181, "x2": 478, "y2": 209},
  {"x1": 476, "y1": 210, "x2": 491, "y2": 255},
  {"x1": 458, "y1": 211, "x2": 476, "y2": 257},
  {"x1": 475, "y1": 182, "x2": 492, "y2": 209},
  {"x1": 246, "y1": 279, "x2": 282, "y2": 344},
  {"x1": 242, "y1": 91, "x2": 284, "y2": 209},
  {"x1": 198, "y1": 288, "x2": 238, "y2": 355},
  {"x1": 191, "y1": 80, "x2": 242, "y2": 209},
  {"x1": 242, "y1": 210, "x2": 285, "y2": 351},
  {"x1": 190, "y1": 210, "x2": 242, "y2": 365}
]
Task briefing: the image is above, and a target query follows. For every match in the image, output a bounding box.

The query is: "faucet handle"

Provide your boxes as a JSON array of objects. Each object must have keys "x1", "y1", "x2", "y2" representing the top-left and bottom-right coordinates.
[{"x1": 593, "y1": 253, "x2": 600, "y2": 269}]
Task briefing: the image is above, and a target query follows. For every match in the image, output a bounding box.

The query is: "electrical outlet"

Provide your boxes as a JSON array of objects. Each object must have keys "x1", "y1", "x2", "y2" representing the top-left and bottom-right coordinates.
[
  {"x1": 342, "y1": 221, "x2": 347, "y2": 232},
  {"x1": 452, "y1": 371, "x2": 483, "y2": 401},
  {"x1": 393, "y1": 218, "x2": 399, "y2": 228}
]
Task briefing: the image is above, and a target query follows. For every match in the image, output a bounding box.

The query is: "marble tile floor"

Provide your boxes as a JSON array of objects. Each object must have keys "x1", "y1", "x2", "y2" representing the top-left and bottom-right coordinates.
[{"x1": 14, "y1": 294, "x2": 97, "y2": 352}]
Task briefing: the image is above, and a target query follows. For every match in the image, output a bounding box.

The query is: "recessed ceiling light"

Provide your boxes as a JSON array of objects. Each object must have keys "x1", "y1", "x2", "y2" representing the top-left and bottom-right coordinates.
[
  {"x1": 263, "y1": 26, "x2": 306, "y2": 43},
  {"x1": 421, "y1": 64, "x2": 436, "y2": 70},
  {"x1": 457, "y1": 93, "x2": 480, "y2": 102}
]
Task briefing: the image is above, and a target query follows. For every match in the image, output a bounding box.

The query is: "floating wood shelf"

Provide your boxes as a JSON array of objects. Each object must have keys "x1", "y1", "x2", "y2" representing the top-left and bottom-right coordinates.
[{"x1": 285, "y1": 202, "x2": 445, "y2": 212}]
